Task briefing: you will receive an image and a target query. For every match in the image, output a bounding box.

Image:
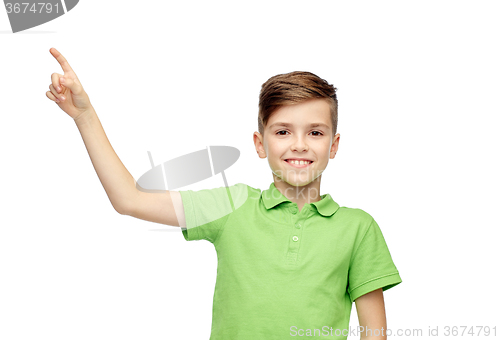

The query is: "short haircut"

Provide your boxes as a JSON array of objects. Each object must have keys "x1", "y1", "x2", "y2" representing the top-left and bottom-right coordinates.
[{"x1": 258, "y1": 71, "x2": 338, "y2": 137}]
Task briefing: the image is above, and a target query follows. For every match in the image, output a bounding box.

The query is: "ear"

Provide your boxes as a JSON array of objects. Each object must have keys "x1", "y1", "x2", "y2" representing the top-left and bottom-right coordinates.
[
  {"x1": 253, "y1": 132, "x2": 267, "y2": 158},
  {"x1": 330, "y1": 133, "x2": 340, "y2": 159}
]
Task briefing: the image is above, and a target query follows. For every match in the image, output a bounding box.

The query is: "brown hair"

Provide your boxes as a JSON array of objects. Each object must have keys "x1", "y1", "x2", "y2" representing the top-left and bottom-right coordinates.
[{"x1": 258, "y1": 71, "x2": 338, "y2": 137}]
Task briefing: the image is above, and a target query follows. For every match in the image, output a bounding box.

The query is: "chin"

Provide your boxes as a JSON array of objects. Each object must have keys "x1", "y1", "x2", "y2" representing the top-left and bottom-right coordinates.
[{"x1": 281, "y1": 177, "x2": 314, "y2": 187}]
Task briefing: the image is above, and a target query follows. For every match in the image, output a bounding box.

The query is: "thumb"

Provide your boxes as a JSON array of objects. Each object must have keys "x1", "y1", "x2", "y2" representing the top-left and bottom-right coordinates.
[{"x1": 60, "y1": 76, "x2": 83, "y2": 95}]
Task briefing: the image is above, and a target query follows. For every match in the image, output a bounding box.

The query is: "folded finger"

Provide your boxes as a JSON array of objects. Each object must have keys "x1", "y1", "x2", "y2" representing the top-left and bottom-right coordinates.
[
  {"x1": 46, "y1": 91, "x2": 61, "y2": 103},
  {"x1": 51, "y1": 73, "x2": 64, "y2": 93},
  {"x1": 49, "y1": 84, "x2": 65, "y2": 101}
]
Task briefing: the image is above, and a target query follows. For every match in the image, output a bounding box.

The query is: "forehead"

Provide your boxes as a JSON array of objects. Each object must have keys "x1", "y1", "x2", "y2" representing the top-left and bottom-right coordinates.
[{"x1": 267, "y1": 99, "x2": 332, "y2": 128}]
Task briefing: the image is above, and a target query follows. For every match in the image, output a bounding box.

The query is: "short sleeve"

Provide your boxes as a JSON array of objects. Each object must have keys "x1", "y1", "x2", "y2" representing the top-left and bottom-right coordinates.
[
  {"x1": 179, "y1": 183, "x2": 248, "y2": 244},
  {"x1": 348, "y1": 218, "x2": 402, "y2": 302}
]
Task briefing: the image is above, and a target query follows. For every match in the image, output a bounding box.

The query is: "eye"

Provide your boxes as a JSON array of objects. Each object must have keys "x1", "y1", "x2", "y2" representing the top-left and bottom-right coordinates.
[{"x1": 276, "y1": 130, "x2": 323, "y2": 136}]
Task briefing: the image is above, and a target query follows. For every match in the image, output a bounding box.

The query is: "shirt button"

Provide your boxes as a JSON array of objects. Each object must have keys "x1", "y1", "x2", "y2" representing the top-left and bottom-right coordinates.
[
  {"x1": 295, "y1": 224, "x2": 301, "y2": 229},
  {"x1": 291, "y1": 207, "x2": 297, "y2": 214},
  {"x1": 292, "y1": 236, "x2": 299, "y2": 242}
]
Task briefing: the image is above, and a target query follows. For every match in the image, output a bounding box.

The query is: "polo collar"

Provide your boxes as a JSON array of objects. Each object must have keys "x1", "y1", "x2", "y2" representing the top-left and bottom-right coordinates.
[{"x1": 261, "y1": 182, "x2": 340, "y2": 217}]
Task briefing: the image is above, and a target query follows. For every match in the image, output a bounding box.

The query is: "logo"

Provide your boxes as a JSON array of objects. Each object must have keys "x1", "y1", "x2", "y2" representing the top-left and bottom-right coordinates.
[
  {"x1": 3, "y1": 0, "x2": 79, "y2": 33},
  {"x1": 137, "y1": 146, "x2": 240, "y2": 192},
  {"x1": 139, "y1": 146, "x2": 242, "y2": 231}
]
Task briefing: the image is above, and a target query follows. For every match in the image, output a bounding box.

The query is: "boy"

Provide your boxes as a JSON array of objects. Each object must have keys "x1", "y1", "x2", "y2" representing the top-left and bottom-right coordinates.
[{"x1": 46, "y1": 47, "x2": 402, "y2": 340}]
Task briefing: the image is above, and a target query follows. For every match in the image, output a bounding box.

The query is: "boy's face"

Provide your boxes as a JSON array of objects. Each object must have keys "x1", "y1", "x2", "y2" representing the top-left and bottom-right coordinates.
[{"x1": 253, "y1": 98, "x2": 340, "y2": 191}]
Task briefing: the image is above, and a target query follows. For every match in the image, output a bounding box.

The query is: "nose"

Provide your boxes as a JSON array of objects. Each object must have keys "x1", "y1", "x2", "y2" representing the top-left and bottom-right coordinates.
[{"x1": 291, "y1": 135, "x2": 309, "y2": 152}]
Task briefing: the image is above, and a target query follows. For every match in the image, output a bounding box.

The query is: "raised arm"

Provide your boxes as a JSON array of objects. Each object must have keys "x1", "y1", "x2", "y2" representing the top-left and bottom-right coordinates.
[
  {"x1": 46, "y1": 48, "x2": 185, "y2": 227},
  {"x1": 123, "y1": 190, "x2": 186, "y2": 227}
]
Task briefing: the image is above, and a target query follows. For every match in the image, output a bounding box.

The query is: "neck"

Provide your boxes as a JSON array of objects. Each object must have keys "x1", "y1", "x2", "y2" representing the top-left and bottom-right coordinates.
[{"x1": 272, "y1": 175, "x2": 323, "y2": 209}]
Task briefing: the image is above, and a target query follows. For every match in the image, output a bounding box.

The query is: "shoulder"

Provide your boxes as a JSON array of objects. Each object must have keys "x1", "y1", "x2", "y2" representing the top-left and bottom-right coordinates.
[
  {"x1": 230, "y1": 183, "x2": 264, "y2": 200},
  {"x1": 336, "y1": 206, "x2": 375, "y2": 225},
  {"x1": 181, "y1": 182, "x2": 249, "y2": 196},
  {"x1": 179, "y1": 182, "x2": 249, "y2": 207},
  {"x1": 227, "y1": 183, "x2": 254, "y2": 208},
  {"x1": 333, "y1": 206, "x2": 377, "y2": 239},
  {"x1": 180, "y1": 182, "x2": 257, "y2": 208},
  {"x1": 240, "y1": 182, "x2": 262, "y2": 193}
]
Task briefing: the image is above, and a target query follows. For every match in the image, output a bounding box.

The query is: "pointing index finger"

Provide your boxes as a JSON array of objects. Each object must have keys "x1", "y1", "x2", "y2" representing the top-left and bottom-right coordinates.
[{"x1": 49, "y1": 47, "x2": 75, "y2": 74}]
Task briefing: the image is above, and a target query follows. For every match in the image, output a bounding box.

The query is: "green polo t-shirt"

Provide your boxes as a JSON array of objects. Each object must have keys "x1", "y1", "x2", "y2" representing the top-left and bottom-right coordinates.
[{"x1": 179, "y1": 182, "x2": 402, "y2": 340}]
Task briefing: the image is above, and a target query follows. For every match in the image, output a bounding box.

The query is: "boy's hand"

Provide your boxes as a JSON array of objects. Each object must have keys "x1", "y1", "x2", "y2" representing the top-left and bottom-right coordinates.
[{"x1": 46, "y1": 47, "x2": 93, "y2": 121}]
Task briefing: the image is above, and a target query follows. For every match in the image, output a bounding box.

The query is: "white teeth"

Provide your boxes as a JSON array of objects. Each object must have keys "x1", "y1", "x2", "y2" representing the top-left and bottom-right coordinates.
[{"x1": 287, "y1": 160, "x2": 311, "y2": 165}]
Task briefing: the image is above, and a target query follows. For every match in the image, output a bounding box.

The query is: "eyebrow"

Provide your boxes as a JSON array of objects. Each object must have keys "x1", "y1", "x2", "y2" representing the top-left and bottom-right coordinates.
[{"x1": 268, "y1": 122, "x2": 331, "y2": 130}]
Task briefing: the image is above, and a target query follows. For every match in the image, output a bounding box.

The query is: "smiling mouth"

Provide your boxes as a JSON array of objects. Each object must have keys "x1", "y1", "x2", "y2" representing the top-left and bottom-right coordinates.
[{"x1": 284, "y1": 159, "x2": 314, "y2": 168}]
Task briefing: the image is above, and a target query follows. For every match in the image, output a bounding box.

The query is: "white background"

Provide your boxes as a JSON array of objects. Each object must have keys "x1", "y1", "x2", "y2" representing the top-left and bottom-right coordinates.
[{"x1": 1, "y1": 1, "x2": 499, "y2": 339}]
